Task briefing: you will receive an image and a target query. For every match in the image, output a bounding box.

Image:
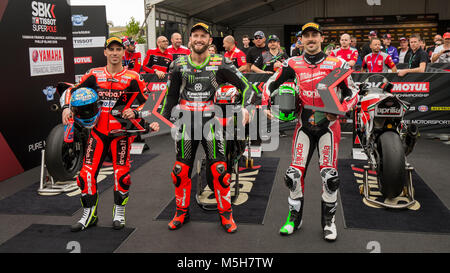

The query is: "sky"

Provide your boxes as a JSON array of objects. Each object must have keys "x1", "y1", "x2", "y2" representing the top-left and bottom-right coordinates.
[{"x1": 70, "y1": 0, "x2": 146, "y2": 27}]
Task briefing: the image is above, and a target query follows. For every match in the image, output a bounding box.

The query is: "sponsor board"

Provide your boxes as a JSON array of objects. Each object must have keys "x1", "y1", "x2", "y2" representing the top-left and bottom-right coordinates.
[
  {"x1": 73, "y1": 36, "x2": 106, "y2": 48},
  {"x1": 29, "y1": 47, "x2": 64, "y2": 76}
]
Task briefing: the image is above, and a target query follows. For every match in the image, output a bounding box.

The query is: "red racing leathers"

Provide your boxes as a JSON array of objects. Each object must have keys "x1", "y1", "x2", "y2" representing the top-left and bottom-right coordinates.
[
  {"x1": 63, "y1": 67, "x2": 148, "y2": 207},
  {"x1": 123, "y1": 50, "x2": 142, "y2": 73},
  {"x1": 264, "y1": 52, "x2": 358, "y2": 227}
]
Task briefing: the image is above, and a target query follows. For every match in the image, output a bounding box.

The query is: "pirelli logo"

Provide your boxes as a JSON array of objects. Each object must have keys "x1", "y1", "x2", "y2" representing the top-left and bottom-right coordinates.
[
  {"x1": 302, "y1": 22, "x2": 319, "y2": 31},
  {"x1": 431, "y1": 106, "x2": 450, "y2": 111}
]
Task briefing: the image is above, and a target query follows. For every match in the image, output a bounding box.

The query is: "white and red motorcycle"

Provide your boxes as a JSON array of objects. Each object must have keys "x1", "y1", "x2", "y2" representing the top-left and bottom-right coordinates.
[{"x1": 355, "y1": 75, "x2": 418, "y2": 208}]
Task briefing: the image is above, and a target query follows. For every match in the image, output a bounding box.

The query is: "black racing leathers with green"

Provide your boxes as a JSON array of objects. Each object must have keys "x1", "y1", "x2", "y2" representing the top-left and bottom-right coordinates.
[{"x1": 161, "y1": 54, "x2": 255, "y2": 214}]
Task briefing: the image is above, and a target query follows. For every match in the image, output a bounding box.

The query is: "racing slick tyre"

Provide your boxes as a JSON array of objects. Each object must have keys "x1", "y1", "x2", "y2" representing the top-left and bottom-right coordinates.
[
  {"x1": 376, "y1": 131, "x2": 406, "y2": 199},
  {"x1": 45, "y1": 124, "x2": 85, "y2": 181}
]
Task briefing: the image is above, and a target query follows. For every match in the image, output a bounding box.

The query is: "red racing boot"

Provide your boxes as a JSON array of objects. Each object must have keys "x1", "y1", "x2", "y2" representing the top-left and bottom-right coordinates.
[
  {"x1": 219, "y1": 209, "x2": 237, "y2": 233},
  {"x1": 168, "y1": 208, "x2": 190, "y2": 230}
]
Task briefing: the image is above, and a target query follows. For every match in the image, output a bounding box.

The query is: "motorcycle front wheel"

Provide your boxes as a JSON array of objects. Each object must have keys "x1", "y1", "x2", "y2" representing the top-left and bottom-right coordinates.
[
  {"x1": 375, "y1": 131, "x2": 406, "y2": 199},
  {"x1": 45, "y1": 124, "x2": 85, "y2": 181}
]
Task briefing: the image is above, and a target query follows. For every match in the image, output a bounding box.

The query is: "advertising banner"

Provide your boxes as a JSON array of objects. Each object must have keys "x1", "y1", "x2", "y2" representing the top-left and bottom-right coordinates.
[
  {"x1": 71, "y1": 5, "x2": 108, "y2": 83},
  {"x1": 141, "y1": 72, "x2": 450, "y2": 137},
  {"x1": 0, "y1": 0, "x2": 75, "y2": 181}
]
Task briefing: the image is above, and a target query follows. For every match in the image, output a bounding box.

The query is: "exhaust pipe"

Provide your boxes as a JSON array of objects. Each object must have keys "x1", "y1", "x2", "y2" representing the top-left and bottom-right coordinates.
[{"x1": 404, "y1": 124, "x2": 418, "y2": 156}]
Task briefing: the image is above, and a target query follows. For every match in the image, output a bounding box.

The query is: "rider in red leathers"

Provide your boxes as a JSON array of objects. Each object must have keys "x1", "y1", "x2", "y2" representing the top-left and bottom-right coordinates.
[
  {"x1": 62, "y1": 37, "x2": 159, "y2": 232},
  {"x1": 264, "y1": 22, "x2": 358, "y2": 241}
]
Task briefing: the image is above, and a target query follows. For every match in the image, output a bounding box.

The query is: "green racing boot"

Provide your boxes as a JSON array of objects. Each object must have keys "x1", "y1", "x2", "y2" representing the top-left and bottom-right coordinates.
[{"x1": 279, "y1": 197, "x2": 303, "y2": 236}]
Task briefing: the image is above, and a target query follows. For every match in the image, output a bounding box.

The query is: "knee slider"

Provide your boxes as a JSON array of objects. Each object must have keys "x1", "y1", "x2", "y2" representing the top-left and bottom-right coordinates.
[
  {"x1": 118, "y1": 171, "x2": 131, "y2": 191},
  {"x1": 211, "y1": 162, "x2": 230, "y2": 188},
  {"x1": 284, "y1": 166, "x2": 302, "y2": 192},
  {"x1": 171, "y1": 162, "x2": 190, "y2": 187},
  {"x1": 321, "y1": 168, "x2": 340, "y2": 193}
]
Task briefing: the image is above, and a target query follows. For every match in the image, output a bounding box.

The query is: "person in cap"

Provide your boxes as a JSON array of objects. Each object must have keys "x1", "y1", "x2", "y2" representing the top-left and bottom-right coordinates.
[
  {"x1": 290, "y1": 31, "x2": 302, "y2": 56},
  {"x1": 160, "y1": 22, "x2": 258, "y2": 234},
  {"x1": 252, "y1": 34, "x2": 288, "y2": 73},
  {"x1": 122, "y1": 37, "x2": 142, "y2": 73},
  {"x1": 381, "y1": 33, "x2": 399, "y2": 64},
  {"x1": 245, "y1": 30, "x2": 269, "y2": 72},
  {"x1": 62, "y1": 36, "x2": 160, "y2": 232},
  {"x1": 360, "y1": 30, "x2": 377, "y2": 61},
  {"x1": 263, "y1": 22, "x2": 358, "y2": 241},
  {"x1": 398, "y1": 36, "x2": 412, "y2": 64},
  {"x1": 224, "y1": 35, "x2": 248, "y2": 72},
  {"x1": 431, "y1": 32, "x2": 450, "y2": 63}
]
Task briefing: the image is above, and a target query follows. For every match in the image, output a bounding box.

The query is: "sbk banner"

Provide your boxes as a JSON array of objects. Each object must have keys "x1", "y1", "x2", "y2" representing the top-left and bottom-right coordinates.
[
  {"x1": 141, "y1": 72, "x2": 450, "y2": 137},
  {"x1": 0, "y1": 0, "x2": 75, "y2": 181}
]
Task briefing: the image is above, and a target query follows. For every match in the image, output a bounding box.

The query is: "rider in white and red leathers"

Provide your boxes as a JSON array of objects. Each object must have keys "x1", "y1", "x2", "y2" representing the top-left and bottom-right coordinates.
[{"x1": 263, "y1": 22, "x2": 358, "y2": 241}]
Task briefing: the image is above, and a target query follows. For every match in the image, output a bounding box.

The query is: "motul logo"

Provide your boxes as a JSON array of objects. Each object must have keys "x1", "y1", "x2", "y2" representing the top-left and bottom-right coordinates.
[
  {"x1": 31, "y1": 1, "x2": 55, "y2": 18},
  {"x1": 391, "y1": 82, "x2": 429, "y2": 93},
  {"x1": 74, "y1": 56, "x2": 92, "y2": 64}
]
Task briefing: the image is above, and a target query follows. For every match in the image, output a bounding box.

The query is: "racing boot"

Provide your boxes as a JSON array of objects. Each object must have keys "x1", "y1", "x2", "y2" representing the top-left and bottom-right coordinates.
[
  {"x1": 168, "y1": 208, "x2": 190, "y2": 230},
  {"x1": 112, "y1": 191, "x2": 128, "y2": 230},
  {"x1": 219, "y1": 209, "x2": 237, "y2": 233},
  {"x1": 71, "y1": 194, "x2": 98, "y2": 232},
  {"x1": 321, "y1": 200, "x2": 338, "y2": 241},
  {"x1": 279, "y1": 197, "x2": 304, "y2": 236}
]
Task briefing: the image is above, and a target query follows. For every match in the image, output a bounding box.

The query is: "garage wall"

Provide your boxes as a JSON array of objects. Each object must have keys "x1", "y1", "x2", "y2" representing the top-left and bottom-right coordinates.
[{"x1": 233, "y1": 0, "x2": 449, "y2": 48}]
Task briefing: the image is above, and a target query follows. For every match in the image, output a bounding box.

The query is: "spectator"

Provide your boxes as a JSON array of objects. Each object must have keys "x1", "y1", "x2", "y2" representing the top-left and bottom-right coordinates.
[
  {"x1": 291, "y1": 39, "x2": 304, "y2": 56},
  {"x1": 361, "y1": 37, "x2": 397, "y2": 73},
  {"x1": 398, "y1": 33, "x2": 428, "y2": 76},
  {"x1": 290, "y1": 31, "x2": 302, "y2": 56},
  {"x1": 382, "y1": 33, "x2": 399, "y2": 64},
  {"x1": 122, "y1": 37, "x2": 142, "y2": 73},
  {"x1": 351, "y1": 36, "x2": 363, "y2": 70},
  {"x1": 329, "y1": 33, "x2": 359, "y2": 67},
  {"x1": 324, "y1": 43, "x2": 335, "y2": 55},
  {"x1": 240, "y1": 35, "x2": 251, "y2": 56},
  {"x1": 431, "y1": 32, "x2": 450, "y2": 63},
  {"x1": 167, "y1": 32, "x2": 191, "y2": 60},
  {"x1": 142, "y1": 35, "x2": 173, "y2": 79},
  {"x1": 426, "y1": 34, "x2": 443, "y2": 59},
  {"x1": 208, "y1": 44, "x2": 217, "y2": 55},
  {"x1": 246, "y1": 30, "x2": 269, "y2": 73},
  {"x1": 398, "y1": 37, "x2": 412, "y2": 64},
  {"x1": 223, "y1": 35, "x2": 248, "y2": 72},
  {"x1": 360, "y1": 30, "x2": 377, "y2": 61},
  {"x1": 419, "y1": 39, "x2": 430, "y2": 62},
  {"x1": 252, "y1": 34, "x2": 288, "y2": 73}
]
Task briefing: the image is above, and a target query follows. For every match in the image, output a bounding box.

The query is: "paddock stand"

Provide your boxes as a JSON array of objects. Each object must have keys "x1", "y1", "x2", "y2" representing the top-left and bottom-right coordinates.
[
  {"x1": 360, "y1": 162, "x2": 416, "y2": 209},
  {"x1": 37, "y1": 150, "x2": 78, "y2": 196}
]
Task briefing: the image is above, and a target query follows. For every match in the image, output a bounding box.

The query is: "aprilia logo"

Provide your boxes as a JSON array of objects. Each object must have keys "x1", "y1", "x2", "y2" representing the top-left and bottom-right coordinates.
[{"x1": 31, "y1": 1, "x2": 55, "y2": 18}]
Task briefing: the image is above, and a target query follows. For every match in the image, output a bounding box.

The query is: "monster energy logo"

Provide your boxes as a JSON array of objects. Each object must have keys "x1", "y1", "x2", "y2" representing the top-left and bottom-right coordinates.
[{"x1": 188, "y1": 75, "x2": 195, "y2": 84}]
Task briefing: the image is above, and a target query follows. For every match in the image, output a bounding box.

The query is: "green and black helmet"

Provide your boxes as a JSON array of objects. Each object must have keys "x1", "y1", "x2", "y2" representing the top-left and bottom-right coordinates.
[{"x1": 270, "y1": 85, "x2": 299, "y2": 121}]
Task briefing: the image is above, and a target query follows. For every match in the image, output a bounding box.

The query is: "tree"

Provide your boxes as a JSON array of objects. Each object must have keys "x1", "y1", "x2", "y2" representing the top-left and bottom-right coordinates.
[{"x1": 125, "y1": 17, "x2": 146, "y2": 44}]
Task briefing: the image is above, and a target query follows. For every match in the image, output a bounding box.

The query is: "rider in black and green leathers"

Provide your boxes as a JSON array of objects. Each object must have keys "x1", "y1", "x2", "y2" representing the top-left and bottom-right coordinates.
[{"x1": 161, "y1": 39, "x2": 257, "y2": 233}]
